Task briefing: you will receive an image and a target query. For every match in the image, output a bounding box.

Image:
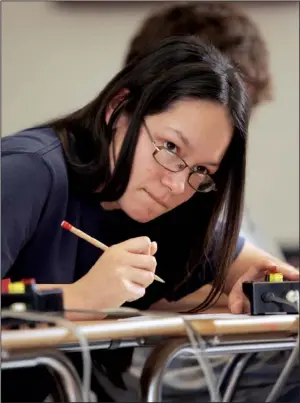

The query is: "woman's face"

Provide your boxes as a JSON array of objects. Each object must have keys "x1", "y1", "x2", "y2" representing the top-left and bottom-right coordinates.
[{"x1": 104, "y1": 98, "x2": 233, "y2": 223}]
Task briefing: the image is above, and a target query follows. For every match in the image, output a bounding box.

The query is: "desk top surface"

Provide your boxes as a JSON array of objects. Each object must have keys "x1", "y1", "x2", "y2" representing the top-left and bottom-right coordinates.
[{"x1": 2, "y1": 313, "x2": 299, "y2": 351}]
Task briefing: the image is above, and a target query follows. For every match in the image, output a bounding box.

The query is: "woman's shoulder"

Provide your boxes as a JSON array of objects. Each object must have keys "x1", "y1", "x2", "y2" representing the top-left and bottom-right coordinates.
[
  {"x1": 2, "y1": 126, "x2": 68, "y2": 184},
  {"x1": 2, "y1": 126, "x2": 61, "y2": 155}
]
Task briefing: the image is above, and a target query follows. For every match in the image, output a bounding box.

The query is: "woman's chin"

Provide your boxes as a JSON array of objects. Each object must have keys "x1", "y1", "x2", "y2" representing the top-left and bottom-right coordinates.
[{"x1": 122, "y1": 205, "x2": 162, "y2": 223}]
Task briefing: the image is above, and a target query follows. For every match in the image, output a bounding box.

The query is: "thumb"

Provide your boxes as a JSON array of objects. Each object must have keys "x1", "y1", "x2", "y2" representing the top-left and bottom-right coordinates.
[
  {"x1": 150, "y1": 241, "x2": 158, "y2": 256},
  {"x1": 228, "y1": 266, "x2": 259, "y2": 314},
  {"x1": 228, "y1": 287, "x2": 244, "y2": 314},
  {"x1": 228, "y1": 262, "x2": 282, "y2": 314}
]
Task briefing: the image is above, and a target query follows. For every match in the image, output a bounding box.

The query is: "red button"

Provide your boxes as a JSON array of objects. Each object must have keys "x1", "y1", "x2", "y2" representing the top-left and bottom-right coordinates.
[
  {"x1": 2, "y1": 278, "x2": 11, "y2": 293},
  {"x1": 21, "y1": 278, "x2": 36, "y2": 285}
]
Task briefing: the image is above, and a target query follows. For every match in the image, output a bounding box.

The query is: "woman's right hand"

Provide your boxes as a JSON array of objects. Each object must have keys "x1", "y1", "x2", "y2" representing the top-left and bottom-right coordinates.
[{"x1": 73, "y1": 236, "x2": 158, "y2": 310}]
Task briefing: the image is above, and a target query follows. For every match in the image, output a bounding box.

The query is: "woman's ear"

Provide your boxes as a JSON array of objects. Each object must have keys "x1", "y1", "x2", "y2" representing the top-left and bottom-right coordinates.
[{"x1": 105, "y1": 88, "x2": 130, "y2": 124}]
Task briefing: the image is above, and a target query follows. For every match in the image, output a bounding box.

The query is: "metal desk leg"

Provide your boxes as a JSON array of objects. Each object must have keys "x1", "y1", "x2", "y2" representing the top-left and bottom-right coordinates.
[
  {"x1": 2, "y1": 349, "x2": 84, "y2": 402},
  {"x1": 140, "y1": 338, "x2": 189, "y2": 402},
  {"x1": 222, "y1": 353, "x2": 256, "y2": 402},
  {"x1": 140, "y1": 338, "x2": 297, "y2": 402},
  {"x1": 218, "y1": 354, "x2": 242, "y2": 393}
]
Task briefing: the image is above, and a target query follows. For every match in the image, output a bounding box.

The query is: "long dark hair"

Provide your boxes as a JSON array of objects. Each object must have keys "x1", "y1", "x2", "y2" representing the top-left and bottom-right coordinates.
[{"x1": 42, "y1": 36, "x2": 249, "y2": 311}]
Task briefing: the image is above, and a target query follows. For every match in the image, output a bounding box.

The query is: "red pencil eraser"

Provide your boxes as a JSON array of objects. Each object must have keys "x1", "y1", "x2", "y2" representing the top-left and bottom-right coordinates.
[{"x1": 61, "y1": 221, "x2": 72, "y2": 231}]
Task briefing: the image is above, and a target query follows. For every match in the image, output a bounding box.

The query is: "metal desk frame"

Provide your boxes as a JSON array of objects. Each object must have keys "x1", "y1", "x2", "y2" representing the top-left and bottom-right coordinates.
[
  {"x1": 2, "y1": 314, "x2": 298, "y2": 402},
  {"x1": 140, "y1": 337, "x2": 297, "y2": 402},
  {"x1": 1, "y1": 349, "x2": 84, "y2": 402}
]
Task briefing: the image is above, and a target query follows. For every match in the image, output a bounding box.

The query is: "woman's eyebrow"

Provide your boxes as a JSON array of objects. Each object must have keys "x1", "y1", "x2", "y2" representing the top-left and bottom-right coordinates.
[
  {"x1": 204, "y1": 161, "x2": 220, "y2": 167},
  {"x1": 165, "y1": 126, "x2": 191, "y2": 148}
]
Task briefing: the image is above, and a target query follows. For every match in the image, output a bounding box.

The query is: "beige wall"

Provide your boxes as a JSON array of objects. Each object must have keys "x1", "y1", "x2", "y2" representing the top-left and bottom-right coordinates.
[{"x1": 2, "y1": 1, "x2": 299, "y2": 246}]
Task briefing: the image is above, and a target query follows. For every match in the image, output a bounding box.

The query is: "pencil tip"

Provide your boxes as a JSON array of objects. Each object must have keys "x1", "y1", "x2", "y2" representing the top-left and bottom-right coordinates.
[{"x1": 155, "y1": 275, "x2": 165, "y2": 284}]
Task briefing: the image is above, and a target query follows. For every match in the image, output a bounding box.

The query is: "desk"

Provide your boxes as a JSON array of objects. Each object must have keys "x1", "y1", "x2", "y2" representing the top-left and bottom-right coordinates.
[
  {"x1": 2, "y1": 314, "x2": 298, "y2": 350},
  {"x1": 2, "y1": 314, "x2": 299, "y2": 402}
]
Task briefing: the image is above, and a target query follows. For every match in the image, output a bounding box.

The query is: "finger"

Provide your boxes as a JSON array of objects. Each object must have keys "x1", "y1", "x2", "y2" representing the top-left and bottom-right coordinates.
[
  {"x1": 249, "y1": 263, "x2": 275, "y2": 279},
  {"x1": 259, "y1": 260, "x2": 299, "y2": 280},
  {"x1": 277, "y1": 264, "x2": 300, "y2": 280},
  {"x1": 229, "y1": 289, "x2": 244, "y2": 314},
  {"x1": 242, "y1": 298, "x2": 251, "y2": 314},
  {"x1": 126, "y1": 267, "x2": 155, "y2": 288},
  {"x1": 263, "y1": 261, "x2": 279, "y2": 274},
  {"x1": 145, "y1": 241, "x2": 157, "y2": 256},
  {"x1": 230, "y1": 300, "x2": 244, "y2": 314},
  {"x1": 122, "y1": 279, "x2": 146, "y2": 301},
  {"x1": 239, "y1": 263, "x2": 274, "y2": 283},
  {"x1": 150, "y1": 241, "x2": 158, "y2": 256},
  {"x1": 229, "y1": 292, "x2": 250, "y2": 314},
  {"x1": 119, "y1": 236, "x2": 152, "y2": 254},
  {"x1": 127, "y1": 253, "x2": 157, "y2": 272},
  {"x1": 228, "y1": 262, "x2": 299, "y2": 315},
  {"x1": 228, "y1": 266, "x2": 258, "y2": 313},
  {"x1": 229, "y1": 263, "x2": 278, "y2": 314}
]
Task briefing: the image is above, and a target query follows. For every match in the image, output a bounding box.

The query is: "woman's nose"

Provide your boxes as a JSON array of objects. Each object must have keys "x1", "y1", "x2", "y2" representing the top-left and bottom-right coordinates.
[{"x1": 161, "y1": 170, "x2": 188, "y2": 194}]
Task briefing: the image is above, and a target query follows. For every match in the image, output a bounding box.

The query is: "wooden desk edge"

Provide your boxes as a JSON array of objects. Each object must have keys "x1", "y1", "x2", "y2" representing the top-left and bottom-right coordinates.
[{"x1": 2, "y1": 315, "x2": 299, "y2": 351}]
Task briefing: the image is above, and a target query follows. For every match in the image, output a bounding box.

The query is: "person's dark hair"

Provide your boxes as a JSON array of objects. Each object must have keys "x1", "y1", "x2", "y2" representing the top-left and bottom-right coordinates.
[
  {"x1": 124, "y1": 1, "x2": 272, "y2": 108},
  {"x1": 42, "y1": 36, "x2": 249, "y2": 311}
]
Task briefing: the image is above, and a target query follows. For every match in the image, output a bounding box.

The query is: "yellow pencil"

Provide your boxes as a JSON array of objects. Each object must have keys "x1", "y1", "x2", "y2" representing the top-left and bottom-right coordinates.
[{"x1": 61, "y1": 221, "x2": 165, "y2": 284}]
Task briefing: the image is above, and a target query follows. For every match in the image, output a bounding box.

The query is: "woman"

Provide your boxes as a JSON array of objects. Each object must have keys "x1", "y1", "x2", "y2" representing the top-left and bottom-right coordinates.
[{"x1": 2, "y1": 37, "x2": 298, "y2": 401}]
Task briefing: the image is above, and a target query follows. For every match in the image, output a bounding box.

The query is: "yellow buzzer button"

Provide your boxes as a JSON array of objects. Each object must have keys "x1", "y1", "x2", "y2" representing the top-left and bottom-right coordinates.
[
  {"x1": 8, "y1": 282, "x2": 25, "y2": 294},
  {"x1": 269, "y1": 273, "x2": 283, "y2": 282}
]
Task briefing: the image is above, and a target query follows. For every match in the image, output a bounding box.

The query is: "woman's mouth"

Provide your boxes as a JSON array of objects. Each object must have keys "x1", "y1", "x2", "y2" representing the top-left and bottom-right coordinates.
[{"x1": 143, "y1": 189, "x2": 168, "y2": 209}]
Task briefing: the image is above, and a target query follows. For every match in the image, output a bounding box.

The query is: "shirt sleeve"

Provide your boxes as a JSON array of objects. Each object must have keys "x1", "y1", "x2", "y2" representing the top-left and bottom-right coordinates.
[
  {"x1": 1, "y1": 153, "x2": 52, "y2": 277},
  {"x1": 166, "y1": 233, "x2": 246, "y2": 302}
]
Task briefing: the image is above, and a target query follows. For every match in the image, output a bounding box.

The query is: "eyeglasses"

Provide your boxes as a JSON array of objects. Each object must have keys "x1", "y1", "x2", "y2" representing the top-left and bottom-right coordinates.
[{"x1": 143, "y1": 122, "x2": 217, "y2": 193}]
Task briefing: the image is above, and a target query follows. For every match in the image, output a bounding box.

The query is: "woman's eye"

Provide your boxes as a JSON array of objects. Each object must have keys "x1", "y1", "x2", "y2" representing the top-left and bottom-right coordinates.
[
  {"x1": 164, "y1": 141, "x2": 178, "y2": 153},
  {"x1": 195, "y1": 166, "x2": 208, "y2": 174}
]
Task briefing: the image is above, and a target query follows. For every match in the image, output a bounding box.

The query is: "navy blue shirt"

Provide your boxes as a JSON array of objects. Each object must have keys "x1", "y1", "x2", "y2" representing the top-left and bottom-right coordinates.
[{"x1": 1, "y1": 127, "x2": 245, "y2": 309}]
